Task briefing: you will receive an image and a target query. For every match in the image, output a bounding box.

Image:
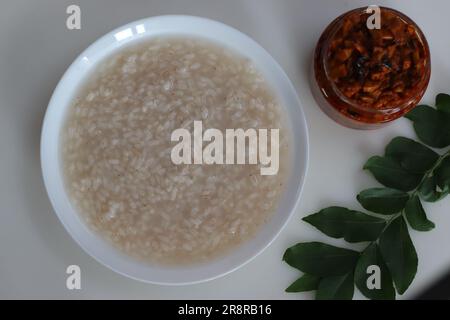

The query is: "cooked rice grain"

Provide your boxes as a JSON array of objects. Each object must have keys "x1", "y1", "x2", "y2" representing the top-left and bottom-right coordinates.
[{"x1": 61, "y1": 37, "x2": 291, "y2": 265}]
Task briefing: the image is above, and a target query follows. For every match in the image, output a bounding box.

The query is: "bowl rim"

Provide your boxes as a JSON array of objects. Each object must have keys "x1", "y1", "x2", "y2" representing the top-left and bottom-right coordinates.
[{"x1": 40, "y1": 15, "x2": 309, "y2": 285}]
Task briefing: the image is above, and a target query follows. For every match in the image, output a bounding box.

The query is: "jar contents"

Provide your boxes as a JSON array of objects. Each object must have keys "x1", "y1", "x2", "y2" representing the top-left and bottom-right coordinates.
[{"x1": 313, "y1": 7, "x2": 431, "y2": 128}]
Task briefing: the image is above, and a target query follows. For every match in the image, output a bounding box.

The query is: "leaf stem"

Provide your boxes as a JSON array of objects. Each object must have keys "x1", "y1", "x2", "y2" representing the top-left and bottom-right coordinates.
[
  {"x1": 364, "y1": 148, "x2": 450, "y2": 252},
  {"x1": 411, "y1": 148, "x2": 450, "y2": 198}
]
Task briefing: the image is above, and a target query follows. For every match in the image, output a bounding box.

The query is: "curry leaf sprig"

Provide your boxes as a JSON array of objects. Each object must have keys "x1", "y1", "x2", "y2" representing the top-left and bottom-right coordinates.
[{"x1": 283, "y1": 93, "x2": 450, "y2": 300}]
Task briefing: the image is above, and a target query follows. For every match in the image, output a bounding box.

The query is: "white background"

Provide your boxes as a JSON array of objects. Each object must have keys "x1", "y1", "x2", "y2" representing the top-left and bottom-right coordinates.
[{"x1": 1, "y1": 0, "x2": 450, "y2": 299}]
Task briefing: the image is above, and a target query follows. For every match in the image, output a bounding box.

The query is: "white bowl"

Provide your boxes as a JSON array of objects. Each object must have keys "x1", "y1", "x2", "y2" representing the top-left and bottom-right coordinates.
[{"x1": 41, "y1": 15, "x2": 309, "y2": 285}]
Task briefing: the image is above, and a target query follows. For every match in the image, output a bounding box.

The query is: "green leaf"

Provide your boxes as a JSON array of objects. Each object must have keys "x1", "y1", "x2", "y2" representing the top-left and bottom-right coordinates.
[
  {"x1": 355, "y1": 243, "x2": 396, "y2": 300},
  {"x1": 379, "y1": 216, "x2": 418, "y2": 294},
  {"x1": 364, "y1": 156, "x2": 422, "y2": 191},
  {"x1": 283, "y1": 242, "x2": 360, "y2": 277},
  {"x1": 435, "y1": 157, "x2": 450, "y2": 190},
  {"x1": 405, "y1": 195, "x2": 435, "y2": 232},
  {"x1": 357, "y1": 188, "x2": 409, "y2": 215},
  {"x1": 436, "y1": 93, "x2": 450, "y2": 114},
  {"x1": 316, "y1": 272, "x2": 354, "y2": 300},
  {"x1": 285, "y1": 274, "x2": 320, "y2": 293},
  {"x1": 385, "y1": 137, "x2": 439, "y2": 173},
  {"x1": 303, "y1": 207, "x2": 386, "y2": 243},
  {"x1": 419, "y1": 175, "x2": 449, "y2": 202},
  {"x1": 405, "y1": 105, "x2": 450, "y2": 148}
]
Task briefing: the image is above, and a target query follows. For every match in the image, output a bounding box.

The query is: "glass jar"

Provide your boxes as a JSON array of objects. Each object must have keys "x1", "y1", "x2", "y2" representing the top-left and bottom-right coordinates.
[{"x1": 312, "y1": 7, "x2": 431, "y2": 129}]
